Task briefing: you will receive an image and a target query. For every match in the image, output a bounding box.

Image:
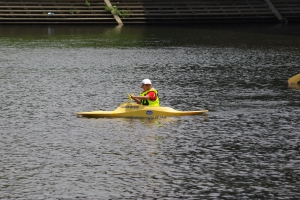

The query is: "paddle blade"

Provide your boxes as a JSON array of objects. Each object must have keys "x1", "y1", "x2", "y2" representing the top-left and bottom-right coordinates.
[{"x1": 127, "y1": 93, "x2": 132, "y2": 101}]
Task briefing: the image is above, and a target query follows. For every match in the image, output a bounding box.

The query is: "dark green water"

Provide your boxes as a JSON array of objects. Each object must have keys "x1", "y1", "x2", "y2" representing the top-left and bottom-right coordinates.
[{"x1": 1, "y1": 24, "x2": 300, "y2": 199}]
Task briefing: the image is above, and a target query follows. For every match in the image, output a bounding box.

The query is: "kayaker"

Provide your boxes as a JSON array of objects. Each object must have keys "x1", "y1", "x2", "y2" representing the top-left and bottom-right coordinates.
[{"x1": 130, "y1": 79, "x2": 160, "y2": 106}]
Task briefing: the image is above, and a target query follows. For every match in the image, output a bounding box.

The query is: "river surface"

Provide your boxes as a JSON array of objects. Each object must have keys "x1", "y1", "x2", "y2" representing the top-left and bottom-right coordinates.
[{"x1": 1, "y1": 24, "x2": 300, "y2": 199}]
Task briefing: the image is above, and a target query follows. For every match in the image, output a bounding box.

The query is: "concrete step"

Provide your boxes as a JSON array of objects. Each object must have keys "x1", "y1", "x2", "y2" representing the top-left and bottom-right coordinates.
[{"x1": 1, "y1": 0, "x2": 299, "y2": 24}]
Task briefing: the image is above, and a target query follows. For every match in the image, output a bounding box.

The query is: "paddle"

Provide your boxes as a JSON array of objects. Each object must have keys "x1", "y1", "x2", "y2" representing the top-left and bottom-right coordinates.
[{"x1": 127, "y1": 93, "x2": 132, "y2": 101}]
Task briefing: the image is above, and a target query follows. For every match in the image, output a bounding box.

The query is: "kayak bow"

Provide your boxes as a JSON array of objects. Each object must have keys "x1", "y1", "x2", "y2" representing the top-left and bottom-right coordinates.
[
  {"x1": 288, "y1": 73, "x2": 300, "y2": 85},
  {"x1": 288, "y1": 73, "x2": 300, "y2": 89},
  {"x1": 76, "y1": 102, "x2": 208, "y2": 118}
]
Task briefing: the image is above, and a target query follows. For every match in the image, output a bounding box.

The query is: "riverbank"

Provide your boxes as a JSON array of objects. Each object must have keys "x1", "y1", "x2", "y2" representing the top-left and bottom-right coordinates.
[{"x1": 0, "y1": 0, "x2": 299, "y2": 24}]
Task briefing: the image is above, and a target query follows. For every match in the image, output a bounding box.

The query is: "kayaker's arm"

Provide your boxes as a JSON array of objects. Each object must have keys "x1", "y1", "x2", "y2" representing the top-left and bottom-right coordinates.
[
  {"x1": 131, "y1": 96, "x2": 140, "y2": 104},
  {"x1": 131, "y1": 95, "x2": 150, "y2": 104}
]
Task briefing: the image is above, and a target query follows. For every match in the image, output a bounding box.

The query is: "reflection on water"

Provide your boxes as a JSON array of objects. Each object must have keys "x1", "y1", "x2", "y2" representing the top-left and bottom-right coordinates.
[
  {"x1": 1, "y1": 24, "x2": 300, "y2": 199},
  {"x1": 47, "y1": 26, "x2": 54, "y2": 36},
  {"x1": 113, "y1": 24, "x2": 124, "y2": 34},
  {"x1": 1, "y1": 23, "x2": 300, "y2": 48},
  {"x1": 288, "y1": 84, "x2": 300, "y2": 89}
]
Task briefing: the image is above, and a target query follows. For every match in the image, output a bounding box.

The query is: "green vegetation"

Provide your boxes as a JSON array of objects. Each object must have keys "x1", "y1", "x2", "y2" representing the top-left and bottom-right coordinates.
[
  {"x1": 85, "y1": 0, "x2": 90, "y2": 7},
  {"x1": 69, "y1": 9, "x2": 80, "y2": 14},
  {"x1": 104, "y1": 4, "x2": 131, "y2": 18}
]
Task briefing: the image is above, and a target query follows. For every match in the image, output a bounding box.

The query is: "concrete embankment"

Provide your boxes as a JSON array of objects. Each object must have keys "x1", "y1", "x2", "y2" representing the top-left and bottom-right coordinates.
[{"x1": 0, "y1": 0, "x2": 299, "y2": 24}]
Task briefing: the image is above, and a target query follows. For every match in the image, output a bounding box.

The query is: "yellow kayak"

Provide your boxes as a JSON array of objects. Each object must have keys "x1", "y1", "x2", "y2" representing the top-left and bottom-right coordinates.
[
  {"x1": 288, "y1": 73, "x2": 300, "y2": 89},
  {"x1": 76, "y1": 102, "x2": 208, "y2": 118}
]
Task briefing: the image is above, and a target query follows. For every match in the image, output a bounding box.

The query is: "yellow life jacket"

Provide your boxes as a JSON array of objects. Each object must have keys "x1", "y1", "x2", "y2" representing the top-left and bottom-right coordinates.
[{"x1": 140, "y1": 88, "x2": 160, "y2": 106}]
